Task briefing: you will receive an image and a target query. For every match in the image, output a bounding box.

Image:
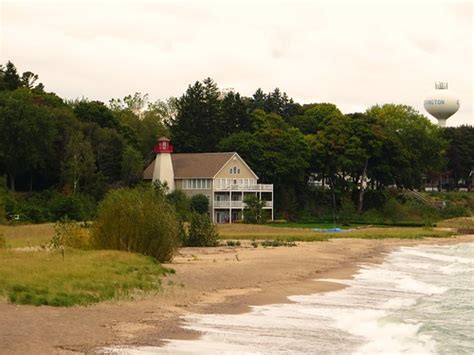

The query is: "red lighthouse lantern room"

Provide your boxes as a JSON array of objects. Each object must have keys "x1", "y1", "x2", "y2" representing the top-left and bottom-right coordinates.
[{"x1": 153, "y1": 137, "x2": 174, "y2": 153}]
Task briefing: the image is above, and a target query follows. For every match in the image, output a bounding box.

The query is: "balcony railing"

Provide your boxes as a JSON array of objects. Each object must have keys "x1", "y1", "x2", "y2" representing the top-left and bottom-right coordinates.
[
  {"x1": 214, "y1": 184, "x2": 273, "y2": 191},
  {"x1": 214, "y1": 201, "x2": 273, "y2": 208}
]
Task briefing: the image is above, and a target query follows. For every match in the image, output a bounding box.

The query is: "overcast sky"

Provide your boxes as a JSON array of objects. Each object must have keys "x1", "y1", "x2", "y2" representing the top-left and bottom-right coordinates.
[{"x1": 1, "y1": 0, "x2": 472, "y2": 126}]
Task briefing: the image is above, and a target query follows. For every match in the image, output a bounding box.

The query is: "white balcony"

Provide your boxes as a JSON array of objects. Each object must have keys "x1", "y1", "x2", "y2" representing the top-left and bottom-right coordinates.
[
  {"x1": 214, "y1": 184, "x2": 273, "y2": 191},
  {"x1": 213, "y1": 200, "x2": 273, "y2": 208}
]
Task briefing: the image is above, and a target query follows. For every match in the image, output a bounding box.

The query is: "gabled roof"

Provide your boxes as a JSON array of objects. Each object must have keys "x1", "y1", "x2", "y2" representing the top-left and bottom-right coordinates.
[{"x1": 143, "y1": 152, "x2": 237, "y2": 179}]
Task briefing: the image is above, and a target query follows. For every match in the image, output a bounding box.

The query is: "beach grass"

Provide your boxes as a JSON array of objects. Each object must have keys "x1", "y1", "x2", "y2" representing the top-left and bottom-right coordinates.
[
  {"x1": 0, "y1": 223, "x2": 55, "y2": 248},
  {"x1": 437, "y1": 216, "x2": 474, "y2": 229},
  {"x1": 0, "y1": 249, "x2": 173, "y2": 306}
]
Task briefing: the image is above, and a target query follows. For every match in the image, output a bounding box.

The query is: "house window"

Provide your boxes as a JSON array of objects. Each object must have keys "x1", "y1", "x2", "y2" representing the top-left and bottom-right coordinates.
[{"x1": 229, "y1": 166, "x2": 241, "y2": 175}]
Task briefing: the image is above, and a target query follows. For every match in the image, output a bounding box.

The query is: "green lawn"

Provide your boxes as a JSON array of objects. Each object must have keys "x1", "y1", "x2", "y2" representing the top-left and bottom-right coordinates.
[
  {"x1": 265, "y1": 222, "x2": 359, "y2": 229},
  {"x1": 0, "y1": 249, "x2": 173, "y2": 306},
  {"x1": 265, "y1": 221, "x2": 426, "y2": 229},
  {"x1": 218, "y1": 224, "x2": 455, "y2": 241}
]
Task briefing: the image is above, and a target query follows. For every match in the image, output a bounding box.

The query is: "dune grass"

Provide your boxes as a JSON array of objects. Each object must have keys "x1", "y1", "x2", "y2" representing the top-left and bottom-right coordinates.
[
  {"x1": 0, "y1": 223, "x2": 55, "y2": 248},
  {"x1": 0, "y1": 249, "x2": 173, "y2": 306}
]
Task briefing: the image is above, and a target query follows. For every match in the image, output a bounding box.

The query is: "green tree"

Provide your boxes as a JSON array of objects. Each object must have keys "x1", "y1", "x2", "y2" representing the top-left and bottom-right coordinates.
[
  {"x1": 73, "y1": 100, "x2": 119, "y2": 129},
  {"x1": 306, "y1": 112, "x2": 354, "y2": 221},
  {"x1": 0, "y1": 89, "x2": 56, "y2": 191},
  {"x1": 2, "y1": 61, "x2": 21, "y2": 91},
  {"x1": 90, "y1": 126, "x2": 126, "y2": 183},
  {"x1": 250, "y1": 88, "x2": 301, "y2": 120},
  {"x1": 221, "y1": 91, "x2": 252, "y2": 133},
  {"x1": 366, "y1": 104, "x2": 446, "y2": 189},
  {"x1": 166, "y1": 190, "x2": 191, "y2": 221},
  {"x1": 190, "y1": 194, "x2": 209, "y2": 214},
  {"x1": 120, "y1": 145, "x2": 143, "y2": 186},
  {"x1": 170, "y1": 78, "x2": 223, "y2": 152},
  {"x1": 61, "y1": 131, "x2": 96, "y2": 194},
  {"x1": 442, "y1": 125, "x2": 474, "y2": 189},
  {"x1": 291, "y1": 103, "x2": 343, "y2": 134},
  {"x1": 186, "y1": 212, "x2": 219, "y2": 247},
  {"x1": 243, "y1": 195, "x2": 265, "y2": 224},
  {"x1": 20, "y1": 71, "x2": 40, "y2": 89},
  {"x1": 346, "y1": 113, "x2": 383, "y2": 212}
]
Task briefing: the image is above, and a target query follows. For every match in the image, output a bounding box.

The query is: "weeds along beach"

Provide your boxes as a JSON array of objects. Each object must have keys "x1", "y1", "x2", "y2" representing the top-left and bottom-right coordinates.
[{"x1": 0, "y1": 234, "x2": 473, "y2": 354}]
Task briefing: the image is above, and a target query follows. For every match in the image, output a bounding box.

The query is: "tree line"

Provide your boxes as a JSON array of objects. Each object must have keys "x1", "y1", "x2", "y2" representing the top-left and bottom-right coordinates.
[{"x1": 0, "y1": 61, "x2": 472, "y2": 221}]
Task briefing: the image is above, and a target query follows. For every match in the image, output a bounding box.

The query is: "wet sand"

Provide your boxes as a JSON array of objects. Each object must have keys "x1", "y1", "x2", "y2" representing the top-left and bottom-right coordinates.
[{"x1": 0, "y1": 235, "x2": 472, "y2": 354}]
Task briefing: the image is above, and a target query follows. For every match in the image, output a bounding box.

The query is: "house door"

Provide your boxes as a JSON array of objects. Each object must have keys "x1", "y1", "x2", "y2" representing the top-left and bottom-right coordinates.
[{"x1": 216, "y1": 211, "x2": 228, "y2": 224}]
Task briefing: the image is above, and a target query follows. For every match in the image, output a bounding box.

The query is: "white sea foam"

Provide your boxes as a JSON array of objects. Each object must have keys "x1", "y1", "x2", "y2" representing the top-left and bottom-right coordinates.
[
  {"x1": 399, "y1": 249, "x2": 472, "y2": 264},
  {"x1": 102, "y1": 243, "x2": 474, "y2": 354}
]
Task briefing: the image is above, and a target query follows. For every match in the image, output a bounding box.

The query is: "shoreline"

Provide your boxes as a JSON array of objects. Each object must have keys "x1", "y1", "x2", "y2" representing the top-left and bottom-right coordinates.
[{"x1": 0, "y1": 235, "x2": 472, "y2": 354}]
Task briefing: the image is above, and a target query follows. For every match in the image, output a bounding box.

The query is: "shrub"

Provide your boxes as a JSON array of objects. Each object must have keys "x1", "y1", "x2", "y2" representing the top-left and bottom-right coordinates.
[
  {"x1": 92, "y1": 187, "x2": 180, "y2": 262},
  {"x1": 186, "y1": 213, "x2": 219, "y2": 247},
  {"x1": 440, "y1": 204, "x2": 470, "y2": 219},
  {"x1": 224, "y1": 240, "x2": 241, "y2": 247},
  {"x1": 190, "y1": 194, "x2": 209, "y2": 214},
  {"x1": 49, "y1": 219, "x2": 93, "y2": 250},
  {"x1": 260, "y1": 240, "x2": 297, "y2": 247},
  {"x1": 339, "y1": 196, "x2": 356, "y2": 222},
  {"x1": 49, "y1": 193, "x2": 96, "y2": 221}
]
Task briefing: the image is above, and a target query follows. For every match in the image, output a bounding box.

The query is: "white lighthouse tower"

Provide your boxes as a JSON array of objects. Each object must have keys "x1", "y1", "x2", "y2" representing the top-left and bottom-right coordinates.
[
  {"x1": 152, "y1": 137, "x2": 175, "y2": 191},
  {"x1": 424, "y1": 82, "x2": 460, "y2": 128}
]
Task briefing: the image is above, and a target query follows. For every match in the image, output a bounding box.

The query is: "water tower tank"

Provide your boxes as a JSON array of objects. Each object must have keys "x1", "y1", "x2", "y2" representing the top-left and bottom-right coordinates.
[{"x1": 424, "y1": 82, "x2": 459, "y2": 127}]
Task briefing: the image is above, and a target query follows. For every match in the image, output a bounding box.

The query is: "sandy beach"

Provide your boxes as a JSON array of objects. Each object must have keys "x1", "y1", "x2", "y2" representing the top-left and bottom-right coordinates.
[{"x1": 1, "y1": 235, "x2": 473, "y2": 354}]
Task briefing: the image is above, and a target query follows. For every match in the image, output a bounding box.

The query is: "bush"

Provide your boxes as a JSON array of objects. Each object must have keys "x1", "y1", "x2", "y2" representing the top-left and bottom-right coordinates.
[
  {"x1": 185, "y1": 213, "x2": 219, "y2": 247},
  {"x1": 440, "y1": 204, "x2": 471, "y2": 219},
  {"x1": 49, "y1": 193, "x2": 96, "y2": 221},
  {"x1": 92, "y1": 187, "x2": 180, "y2": 262},
  {"x1": 190, "y1": 194, "x2": 209, "y2": 214},
  {"x1": 339, "y1": 196, "x2": 356, "y2": 222},
  {"x1": 49, "y1": 219, "x2": 93, "y2": 250}
]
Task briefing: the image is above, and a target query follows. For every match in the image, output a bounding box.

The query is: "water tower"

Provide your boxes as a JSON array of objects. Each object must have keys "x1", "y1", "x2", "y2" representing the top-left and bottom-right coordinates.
[{"x1": 424, "y1": 82, "x2": 459, "y2": 127}]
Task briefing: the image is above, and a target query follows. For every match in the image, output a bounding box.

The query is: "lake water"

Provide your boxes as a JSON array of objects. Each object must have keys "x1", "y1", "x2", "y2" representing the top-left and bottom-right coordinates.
[{"x1": 106, "y1": 242, "x2": 474, "y2": 354}]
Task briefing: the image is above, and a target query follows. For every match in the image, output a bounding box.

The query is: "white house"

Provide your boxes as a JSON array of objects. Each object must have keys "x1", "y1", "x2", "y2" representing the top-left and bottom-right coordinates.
[{"x1": 143, "y1": 137, "x2": 273, "y2": 223}]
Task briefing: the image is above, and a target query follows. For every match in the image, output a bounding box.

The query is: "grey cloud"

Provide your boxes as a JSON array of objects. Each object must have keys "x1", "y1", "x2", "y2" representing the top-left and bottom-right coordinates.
[{"x1": 1, "y1": 0, "x2": 472, "y2": 126}]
